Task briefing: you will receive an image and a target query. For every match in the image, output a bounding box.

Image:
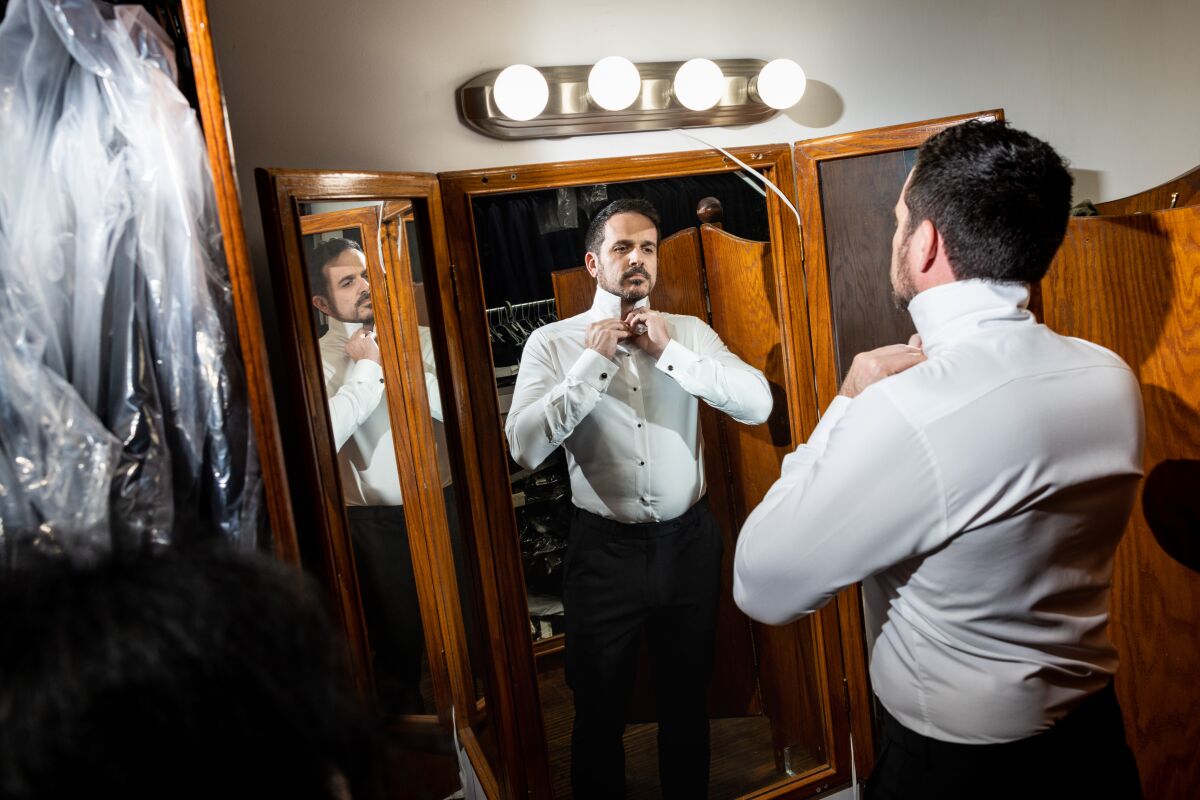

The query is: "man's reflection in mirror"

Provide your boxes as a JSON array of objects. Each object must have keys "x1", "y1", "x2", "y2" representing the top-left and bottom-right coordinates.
[{"x1": 308, "y1": 237, "x2": 427, "y2": 715}]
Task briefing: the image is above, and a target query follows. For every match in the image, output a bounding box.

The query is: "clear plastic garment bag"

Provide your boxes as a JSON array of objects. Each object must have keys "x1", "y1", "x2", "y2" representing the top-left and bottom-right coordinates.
[{"x1": 0, "y1": 0, "x2": 259, "y2": 567}]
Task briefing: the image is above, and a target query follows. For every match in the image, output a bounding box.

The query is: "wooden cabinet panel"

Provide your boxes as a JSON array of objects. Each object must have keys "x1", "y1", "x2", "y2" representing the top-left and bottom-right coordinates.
[{"x1": 1042, "y1": 206, "x2": 1200, "y2": 799}]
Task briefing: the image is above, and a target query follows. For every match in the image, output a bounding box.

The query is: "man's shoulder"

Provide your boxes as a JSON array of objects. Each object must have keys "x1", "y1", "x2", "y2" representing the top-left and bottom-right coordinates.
[{"x1": 534, "y1": 311, "x2": 590, "y2": 339}]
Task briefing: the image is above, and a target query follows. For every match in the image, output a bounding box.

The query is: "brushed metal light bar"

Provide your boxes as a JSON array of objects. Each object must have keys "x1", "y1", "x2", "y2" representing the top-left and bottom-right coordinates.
[{"x1": 458, "y1": 59, "x2": 777, "y2": 140}]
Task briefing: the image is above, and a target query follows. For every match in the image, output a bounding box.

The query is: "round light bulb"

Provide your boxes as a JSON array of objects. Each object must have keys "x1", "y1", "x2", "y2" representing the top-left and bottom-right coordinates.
[
  {"x1": 492, "y1": 64, "x2": 549, "y2": 121},
  {"x1": 673, "y1": 58, "x2": 724, "y2": 111},
  {"x1": 587, "y1": 56, "x2": 642, "y2": 111},
  {"x1": 754, "y1": 58, "x2": 807, "y2": 110}
]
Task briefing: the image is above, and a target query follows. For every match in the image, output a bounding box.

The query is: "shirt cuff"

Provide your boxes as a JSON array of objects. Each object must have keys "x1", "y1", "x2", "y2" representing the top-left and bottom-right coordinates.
[
  {"x1": 655, "y1": 338, "x2": 700, "y2": 378},
  {"x1": 347, "y1": 357, "x2": 385, "y2": 385},
  {"x1": 567, "y1": 348, "x2": 620, "y2": 393}
]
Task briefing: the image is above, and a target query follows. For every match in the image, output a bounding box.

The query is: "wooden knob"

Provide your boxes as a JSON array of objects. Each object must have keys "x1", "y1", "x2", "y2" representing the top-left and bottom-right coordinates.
[{"x1": 696, "y1": 196, "x2": 724, "y2": 227}]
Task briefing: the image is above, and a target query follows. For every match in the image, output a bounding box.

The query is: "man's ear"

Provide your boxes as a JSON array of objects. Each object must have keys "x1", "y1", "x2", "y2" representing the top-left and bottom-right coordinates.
[
  {"x1": 912, "y1": 219, "x2": 940, "y2": 275},
  {"x1": 312, "y1": 294, "x2": 331, "y2": 316},
  {"x1": 584, "y1": 251, "x2": 599, "y2": 279}
]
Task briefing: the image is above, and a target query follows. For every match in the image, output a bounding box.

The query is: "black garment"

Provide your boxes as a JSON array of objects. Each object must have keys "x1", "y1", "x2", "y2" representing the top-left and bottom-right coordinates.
[
  {"x1": 563, "y1": 498, "x2": 722, "y2": 800},
  {"x1": 865, "y1": 681, "x2": 1142, "y2": 800},
  {"x1": 345, "y1": 504, "x2": 425, "y2": 715}
]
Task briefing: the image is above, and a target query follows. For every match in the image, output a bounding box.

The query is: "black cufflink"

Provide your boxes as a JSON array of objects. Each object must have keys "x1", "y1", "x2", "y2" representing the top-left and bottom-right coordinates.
[
  {"x1": 667, "y1": 365, "x2": 674, "y2": 371},
  {"x1": 600, "y1": 373, "x2": 608, "y2": 380}
]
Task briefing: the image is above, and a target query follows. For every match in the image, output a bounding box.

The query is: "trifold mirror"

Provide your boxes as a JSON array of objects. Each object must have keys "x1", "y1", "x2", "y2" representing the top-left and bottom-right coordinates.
[{"x1": 255, "y1": 109, "x2": 997, "y2": 800}]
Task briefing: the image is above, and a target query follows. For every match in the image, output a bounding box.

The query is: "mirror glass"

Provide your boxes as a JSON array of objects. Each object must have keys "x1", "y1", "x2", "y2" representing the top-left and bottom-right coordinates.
[
  {"x1": 471, "y1": 172, "x2": 830, "y2": 797},
  {"x1": 298, "y1": 199, "x2": 486, "y2": 722}
]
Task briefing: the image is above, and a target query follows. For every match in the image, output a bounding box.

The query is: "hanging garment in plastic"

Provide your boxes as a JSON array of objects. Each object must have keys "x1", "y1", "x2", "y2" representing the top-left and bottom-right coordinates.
[{"x1": 0, "y1": 0, "x2": 260, "y2": 567}]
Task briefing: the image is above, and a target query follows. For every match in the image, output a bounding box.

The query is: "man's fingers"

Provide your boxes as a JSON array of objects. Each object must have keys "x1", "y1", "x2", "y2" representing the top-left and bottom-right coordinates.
[{"x1": 908, "y1": 333, "x2": 923, "y2": 349}]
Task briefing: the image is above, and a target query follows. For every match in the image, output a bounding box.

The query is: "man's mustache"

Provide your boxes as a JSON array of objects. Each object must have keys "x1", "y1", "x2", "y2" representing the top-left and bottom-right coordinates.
[
  {"x1": 357, "y1": 292, "x2": 371, "y2": 307},
  {"x1": 623, "y1": 267, "x2": 651, "y2": 281}
]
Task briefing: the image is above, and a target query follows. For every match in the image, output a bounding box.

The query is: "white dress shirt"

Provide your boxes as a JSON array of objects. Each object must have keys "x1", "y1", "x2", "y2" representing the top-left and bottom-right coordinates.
[
  {"x1": 320, "y1": 318, "x2": 445, "y2": 507},
  {"x1": 505, "y1": 287, "x2": 773, "y2": 523},
  {"x1": 733, "y1": 279, "x2": 1144, "y2": 744}
]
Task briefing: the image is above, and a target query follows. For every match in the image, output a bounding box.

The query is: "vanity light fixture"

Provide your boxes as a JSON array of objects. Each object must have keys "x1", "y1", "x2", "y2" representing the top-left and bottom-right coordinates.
[
  {"x1": 587, "y1": 56, "x2": 642, "y2": 111},
  {"x1": 673, "y1": 58, "x2": 725, "y2": 111},
  {"x1": 457, "y1": 57, "x2": 806, "y2": 140},
  {"x1": 492, "y1": 64, "x2": 550, "y2": 121},
  {"x1": 751, "y1": 58, "x2": 807, "y2": 110}
]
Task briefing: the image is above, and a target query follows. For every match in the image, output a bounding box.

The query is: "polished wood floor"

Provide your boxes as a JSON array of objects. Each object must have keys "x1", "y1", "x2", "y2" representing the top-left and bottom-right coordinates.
[{"x1": 539, "y1": 663, "x2": 818, "y2": 799}]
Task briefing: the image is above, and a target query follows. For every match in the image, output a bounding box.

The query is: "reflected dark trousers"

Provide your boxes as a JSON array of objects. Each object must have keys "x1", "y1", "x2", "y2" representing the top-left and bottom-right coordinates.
[
  {"x1": 563, "y1": 498, "x2": 722, "y2": 800},
  {"x1": 346, "y1": 504, "x2": 425, "y2": 715},
  {"x1": 866, "y1": 681, "x2": 1143, "y2": 800}
]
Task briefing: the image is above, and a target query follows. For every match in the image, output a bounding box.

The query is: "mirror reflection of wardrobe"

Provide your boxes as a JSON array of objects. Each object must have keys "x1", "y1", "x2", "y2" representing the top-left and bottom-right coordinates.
[
  {"x1": 471, "y1": 172, "x2": 821, "y2": 798},
  {"x1": 255, "y1": 110, "x2": 1009, "y2": 800},
  {"x1": 438, "y1": 146, "x2": 861, "y2": 800}
]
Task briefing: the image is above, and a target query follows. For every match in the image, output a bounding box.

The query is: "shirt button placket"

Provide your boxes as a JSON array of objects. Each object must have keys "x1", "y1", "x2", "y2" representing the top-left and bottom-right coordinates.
[{"x1": 627, "y1": 358, "x2": 648, "y2": 509}]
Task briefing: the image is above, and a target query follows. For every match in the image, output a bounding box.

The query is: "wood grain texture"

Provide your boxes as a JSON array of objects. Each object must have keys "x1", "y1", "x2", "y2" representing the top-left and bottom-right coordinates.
[
  {"x1": 702, "y1": 224, "x2": 832, "y2": 770},
  {"x1": 818, "y1": 151, "x2": 918, "y2": 378},
  {"x1": 439, "y1": 146, "x2": 847, "y2": 799},
  {"x1": 1094, "y1": 164, "x2": 1200, "y2": 215},
  {"x1": 179, "y1": 0, "x2": 296, "y2": 559},
  {"x1": 550, "y1": 266, "x2": 594, "y2": 319},
  {"x1": 1042, "y1": 206, "x2": 1200, "y2": 800},
  {"x1": 792, "y1": 109, "x2": 1004, "y2": 779}
]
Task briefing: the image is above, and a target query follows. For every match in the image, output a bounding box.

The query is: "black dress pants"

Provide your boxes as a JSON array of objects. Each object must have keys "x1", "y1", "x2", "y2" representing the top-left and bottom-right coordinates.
[
  {"x1": 563, "y1": 498, "x2": 722, "y2": 800},
  {"x1": 346, "y1": 504, "x2": 425, "y2": 715},
  {"x1": 865, "y1": 681, "x2": 1142, "y2": 800}
]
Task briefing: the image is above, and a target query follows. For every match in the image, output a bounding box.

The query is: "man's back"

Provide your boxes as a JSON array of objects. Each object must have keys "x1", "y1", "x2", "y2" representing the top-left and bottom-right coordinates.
[{"x1": 864, "y1": 280, "x2": 1144, "y2": 742}]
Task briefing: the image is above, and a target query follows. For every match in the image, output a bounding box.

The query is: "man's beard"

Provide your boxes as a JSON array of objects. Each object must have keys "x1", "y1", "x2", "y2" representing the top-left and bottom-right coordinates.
[
  {"x1": 891, "y1": 236, "x2": 918, "y2": 310},
  {"x1": 602, "y1": 265, "x2": 652, "y2": 301},
  {"x1": 355, "y1": 293, "x2": 374, "y2": 325}
]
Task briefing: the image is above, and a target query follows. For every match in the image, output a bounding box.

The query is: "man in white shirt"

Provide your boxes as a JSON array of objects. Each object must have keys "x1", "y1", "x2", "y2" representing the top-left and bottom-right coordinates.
[
  {"x1": 733, "y1": 122, "x2": 1144, "y2": 799},
  {"x1": 506, "y1": 199, "x2": 772, "y2": 799},
  {"x1": 309, "y1": 237, "x2": 429, "y2": 715}
]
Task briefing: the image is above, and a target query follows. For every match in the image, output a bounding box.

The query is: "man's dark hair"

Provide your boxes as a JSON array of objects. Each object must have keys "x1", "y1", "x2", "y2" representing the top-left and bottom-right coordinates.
[
  {"x1": 0, "y1": 546, "x2": 376, "y2": 800},
  {"x1": 584, "y1": 198, "x2": 662, "y2": 257},
  {"x1": 307, "y1": 237, "x2": 364, "y2": 300},
  {"x1": 905, "y1": 120, "x2": 1073, "y2": 284}
]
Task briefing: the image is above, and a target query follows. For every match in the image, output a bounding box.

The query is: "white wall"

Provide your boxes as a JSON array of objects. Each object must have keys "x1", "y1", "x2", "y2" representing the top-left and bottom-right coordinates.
[{"x1": 208, "y1": 0, "x2": 1200, "y2": 277}]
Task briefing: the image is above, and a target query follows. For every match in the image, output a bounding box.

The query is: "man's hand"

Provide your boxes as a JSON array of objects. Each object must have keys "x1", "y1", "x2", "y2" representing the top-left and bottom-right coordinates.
[
  {"x1": 623, "y1": 308, "x2": 671, "y2": 360},
  {"x1": 585, "y1": 319, "x2": 631, "y2": 360},
  {"x1": 345, "y1": 326, "x2": 382, "y2": 365},
  {"x1": 838, "y1": 334, "x2": 925, "y2": 398}
]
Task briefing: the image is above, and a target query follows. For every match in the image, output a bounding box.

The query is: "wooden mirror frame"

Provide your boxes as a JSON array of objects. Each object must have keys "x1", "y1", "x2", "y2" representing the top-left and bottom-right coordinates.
[
  {"x1": 437, "y1": 146, "x2": 863, "y2": 799},
  {"x1": 254, "y1": 171, "x2": 497, "y2": 794},
  {"x1": 175, "y1": 0, "x2": 297, "y2": 556}
]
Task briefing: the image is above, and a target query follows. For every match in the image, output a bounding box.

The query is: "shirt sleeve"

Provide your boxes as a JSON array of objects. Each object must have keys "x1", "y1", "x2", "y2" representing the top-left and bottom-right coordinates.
[
  {"x1": 732, "y1": 389, "x2": 948, "y2": 625},
  {"x1": 504, "y1": 331, "x2": 618, "y2": 470},
  {"x1": 326, "y1": 357, "x2": 385, "y2": 451},
  {"x1": 654, "y1": 320, "x2": 773, "y2": 425}
]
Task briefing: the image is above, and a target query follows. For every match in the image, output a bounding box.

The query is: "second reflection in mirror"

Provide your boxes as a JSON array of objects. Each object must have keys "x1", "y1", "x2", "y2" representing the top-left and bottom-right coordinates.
[{"x1": 300, "y1": 200, "x2": 480, "y2": 720}]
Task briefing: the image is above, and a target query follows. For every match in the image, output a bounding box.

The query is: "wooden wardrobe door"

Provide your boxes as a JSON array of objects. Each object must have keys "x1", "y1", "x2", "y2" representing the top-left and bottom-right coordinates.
[
  {"x1": 791, "y1": 109, "x2": 1005, "y2": 777},
  {"x1": 701, "y1": 223, "x2": 828, "y2": 769},
  {"x1": 1041, "y1": 205, "x2": 1200, "y2": 799}
]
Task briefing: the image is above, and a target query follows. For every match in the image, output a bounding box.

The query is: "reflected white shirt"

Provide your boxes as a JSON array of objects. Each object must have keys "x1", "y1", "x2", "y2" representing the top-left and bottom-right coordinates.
[
  {"x1": 320, "y1": 319, "x2": 444, "y2": 507},
  {"x1": 505, "y1": 287, "x2": 772, "y2": 523},
  {"x1": 733, "y1": 279, "x2": 1144, "y2": 743}
]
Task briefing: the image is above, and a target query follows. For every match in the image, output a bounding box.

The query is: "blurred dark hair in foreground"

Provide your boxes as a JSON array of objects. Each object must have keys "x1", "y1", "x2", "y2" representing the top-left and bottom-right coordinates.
[{"x1": 0, "y1": 545, "x2": 377, "y2": 800}]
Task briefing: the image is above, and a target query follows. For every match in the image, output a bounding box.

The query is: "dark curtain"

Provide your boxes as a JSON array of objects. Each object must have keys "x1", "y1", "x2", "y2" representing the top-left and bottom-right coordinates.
[{"x1": 473, "y1": 172, "x2": 770, "y2": 307}]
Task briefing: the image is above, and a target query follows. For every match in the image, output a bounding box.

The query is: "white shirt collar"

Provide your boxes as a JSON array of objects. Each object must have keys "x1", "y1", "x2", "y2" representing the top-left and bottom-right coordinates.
[
  {"x1": 323, "y1": 316, "x2": 363, "y2": 344},
  {"x1": 907, "y1": 279, "x2": 1033, "y2": 352},
  {"x1": 589, "y1": 285, "x2": 649, "y2": 319}
]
